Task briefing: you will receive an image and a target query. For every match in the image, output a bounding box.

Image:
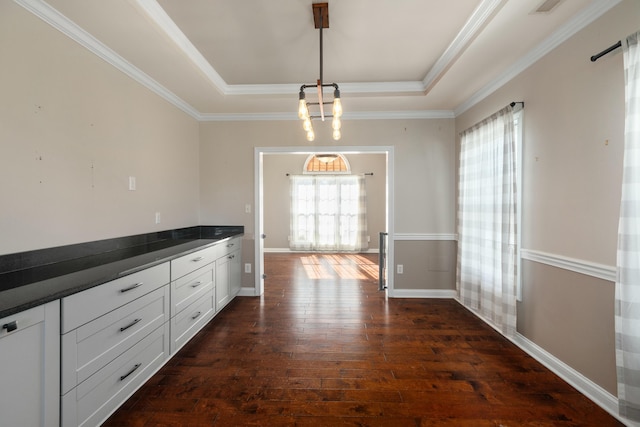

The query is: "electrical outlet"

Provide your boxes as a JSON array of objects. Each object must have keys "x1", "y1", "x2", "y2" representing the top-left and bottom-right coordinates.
[
  {"x1": 128, "y1": 176, "x2": 136, "y2": 191},
  {"x1": 155, "y1": 212, "x2": 161, "y2": 224},
  {"x1": 245, "y1": 204, "x2": 251, "y2": 213},
  {"x1": 397, "y1": 264, "x2": 404, "y2": 274},
  {"x1": 244, "y1": 263, "x2": 251, "y2": 273}
]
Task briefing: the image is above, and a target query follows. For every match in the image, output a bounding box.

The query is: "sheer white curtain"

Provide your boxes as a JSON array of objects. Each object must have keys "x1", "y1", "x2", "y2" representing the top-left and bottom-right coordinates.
[
  {"x1": 616, "y1": 30, "x2": 640, "y2": 423},
  {"x1": 290, "y1": 175, "x2": 368, "y2": 252},
  {"x1": 457, "y1": 105, "x2": 518, "y2": 337}
]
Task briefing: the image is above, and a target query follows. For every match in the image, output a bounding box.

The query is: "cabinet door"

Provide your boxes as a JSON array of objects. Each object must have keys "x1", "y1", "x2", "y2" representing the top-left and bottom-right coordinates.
[
  {"x1": 0, "y1": 301, "x2": 60, "y2": 427},
  {"x1": 215, "y1": 255, "x2": 230, "y2": 311},
  {"x1": 230, "y1": 249, "x2": 242, "y2": 297}
]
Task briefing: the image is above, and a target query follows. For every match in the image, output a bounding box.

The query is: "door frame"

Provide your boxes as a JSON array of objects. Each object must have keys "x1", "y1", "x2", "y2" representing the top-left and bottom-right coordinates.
[{"x1": 254, "y1": 146, "x2": 395, "y2": 296}]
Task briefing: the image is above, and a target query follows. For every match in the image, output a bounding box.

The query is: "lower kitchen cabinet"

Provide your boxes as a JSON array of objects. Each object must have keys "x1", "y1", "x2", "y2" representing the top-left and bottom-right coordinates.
[
  {"x1": 60, "y1": 263, "x2": 171, "y2": 427},
  {"x1": 170, "y1": 288, "x2": 215, "y2": 352},
  {"x1": 0, "y1": 234, "x2": 244, "y2": 427},
  {"x1": 216, "y1": 237, "x2": 243, "y2": 311},
  {"x1": 61, "y1": 323, "x2": 170, "y2": 427},
  {"x1": 0, "y1": 301, "x2": 60, "y2": 427}
]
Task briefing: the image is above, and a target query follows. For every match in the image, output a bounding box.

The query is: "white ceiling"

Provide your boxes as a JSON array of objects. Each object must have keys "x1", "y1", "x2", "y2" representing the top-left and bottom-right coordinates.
[{"x1": 20, "y1": 0, "x2": 621, "y2": 119}]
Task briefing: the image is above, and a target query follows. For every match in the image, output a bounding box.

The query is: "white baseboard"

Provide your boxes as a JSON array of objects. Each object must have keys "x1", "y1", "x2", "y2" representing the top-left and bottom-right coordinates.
[
  {"x1": 513, "y1": 334, "x2": 634, "y2": 426},
  {"x1": 389, "y1": 289, "x2": 457, "y2": 298},
  {"x1": 454, "y1": 299, "x2": 632, "y2": 426},
  {"x1": 236, "y1": 287, "x2": 258, "y2": 297}
]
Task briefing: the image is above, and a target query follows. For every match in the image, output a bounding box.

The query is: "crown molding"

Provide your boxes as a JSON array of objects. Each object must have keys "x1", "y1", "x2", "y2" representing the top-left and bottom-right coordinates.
[
  {"x1": 16, "y1": 0, "x2": 623, "y2": 122},
  {"x1": 345, "y1": 110, "x2": 455, "y2": 120},
  {"x1": 422, "y1": 0, "x2": 505, "y2": 93},
  {"x1": 198, "y1": 112, "x2": 297, "y2": 122},
  {"x1": 199, "y1": 110, "x2": 455, "y2": 122},
  {"x1": 133, "y1": 0, "x2": 229, "y2": 95},
  {"x1": 453, "y1": 0, "x2": 623, "y2": 116},
  {"x1": 14, "y1": 0, "x2": 202, "y2": 120}
]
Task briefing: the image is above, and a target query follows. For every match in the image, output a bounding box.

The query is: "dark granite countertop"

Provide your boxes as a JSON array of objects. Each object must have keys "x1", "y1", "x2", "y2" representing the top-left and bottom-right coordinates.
[{"x1": 0, "y1": 226, "x2": 243, "y2": 319}]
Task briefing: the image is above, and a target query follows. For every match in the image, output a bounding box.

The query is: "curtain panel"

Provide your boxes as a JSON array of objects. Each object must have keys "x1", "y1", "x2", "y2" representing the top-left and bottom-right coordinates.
[
  {"x1": 616, "y1": 30, "x2": 640, "y2": 423},
  {"x1": 457, "y1": 105, "x2": 518, "y2": 337},
  {"x1": 289, "y1": 175, "x2": 368, "y2": 252}
]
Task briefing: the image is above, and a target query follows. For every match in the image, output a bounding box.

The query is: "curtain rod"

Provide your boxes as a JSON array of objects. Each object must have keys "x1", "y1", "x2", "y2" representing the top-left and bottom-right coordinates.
[
  {"x1": 590, "y1": 40, "x2": 622, "y2": 62},
  {"x1": 460, "y1": 101, "x2": 524, "y2": 136},
  {"x1": 286, "y1": 173, "x2": 373, "y2": 176}
]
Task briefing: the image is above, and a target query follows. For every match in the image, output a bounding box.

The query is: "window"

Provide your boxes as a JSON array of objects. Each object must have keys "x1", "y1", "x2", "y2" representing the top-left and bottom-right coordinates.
[
  {"x1": 304, "y1": 153, "x2": 350, "y2": 173},
  {"x1": 290, "y1": 155, "x2": 368, "y2": 252}
]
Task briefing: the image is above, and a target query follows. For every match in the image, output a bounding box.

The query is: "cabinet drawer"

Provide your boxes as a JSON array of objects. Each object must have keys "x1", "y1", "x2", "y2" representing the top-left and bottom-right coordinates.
[
  {"x1": 0, "y1": 304, "x2": 44, "y2": 339},
  {"x1": 171, "y1": 245, "x2": 220, "y2": 281},
  {"x1": 171, "y1": 265, "x2": 214, "y2": 317},
  {"x1": 62, "y1": 262, "x2": 170, "y2": 333},
  {"x1": 170, "y1": 289, "x2": 215, "y2": 353},
  {"x1": 221, "y1": 236, "x2": 241, "y2": 254},
  {"x1": 61, "y1": 286, "x2": 170, "y2": 394},
  {"x1": 61, "y1": 322, "x2": 169, "y2": 427}
]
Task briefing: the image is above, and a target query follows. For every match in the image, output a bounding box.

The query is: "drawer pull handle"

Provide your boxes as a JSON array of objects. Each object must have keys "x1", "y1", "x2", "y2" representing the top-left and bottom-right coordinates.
[
  {"x1": 2, "y1": 321, "x2": 17, "y2": 333},
  {"x1": 191, "y1": 281, "x2": 203, "y2": 288},
  {"x1": 192, "y1": 256, "x2": 205, "y2": 262},
  {"x1": 120, "y1": 282, "x2": 143, "y2": 293},
  {"x1": 119, "y1": 318, "x2": 142, "y2": 332},
  {"x1": 228, "y1": 255, "x2": 234, "y2": 260},
  {"x1": 227, "y1": 243, "x2": 234, "y2": 248},
  {"x1": 119, "y1": 363, "x2": 142, "y2": 381},
  {"x1": 191, "y1": 311, "x2": 202, "y2": 320}
]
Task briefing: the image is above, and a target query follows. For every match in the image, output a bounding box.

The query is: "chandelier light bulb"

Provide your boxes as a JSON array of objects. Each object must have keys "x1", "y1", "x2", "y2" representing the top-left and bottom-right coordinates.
[
  {"x1": 332, "y1": 129, "x2": 341, "y2": 141},
  {"x1": 298, "y1": 99, "x2": 309, "y2": 120},
  {"x1": 332, "y1": 117, "x2": 341, "y2": 130},
  {"x1": 306, "y1": 129, "x2": 315, "y2": 142},
  {"x1": 332, "y1": 97, "x2": 342, "y2": 118},
  {"x1": 303, "y1": 118, "x2": 313, "y2": 132}
]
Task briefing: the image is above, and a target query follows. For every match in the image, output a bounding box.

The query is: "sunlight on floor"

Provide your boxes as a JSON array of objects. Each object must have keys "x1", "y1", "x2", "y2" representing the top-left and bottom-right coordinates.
[{"x1": 299, "y1": 254, "x2": 379, "y2": 281}]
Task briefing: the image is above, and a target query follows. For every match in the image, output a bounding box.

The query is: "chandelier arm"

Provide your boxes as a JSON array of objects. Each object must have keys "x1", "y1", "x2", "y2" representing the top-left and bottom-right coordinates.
[{"x1": 298, "y1": 3, "x2": 342, "y2": 141}]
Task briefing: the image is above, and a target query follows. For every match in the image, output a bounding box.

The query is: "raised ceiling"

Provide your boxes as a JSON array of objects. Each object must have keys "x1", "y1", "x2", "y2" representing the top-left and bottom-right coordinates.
[{"x1": 19, "y1": 0, "x2": 621, "y2": 119}]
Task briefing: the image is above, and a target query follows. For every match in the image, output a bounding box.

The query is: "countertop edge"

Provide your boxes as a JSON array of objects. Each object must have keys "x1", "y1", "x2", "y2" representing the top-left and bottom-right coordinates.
[{"x1": 0, "y1": 234, "x2": 243, "y2": 320}]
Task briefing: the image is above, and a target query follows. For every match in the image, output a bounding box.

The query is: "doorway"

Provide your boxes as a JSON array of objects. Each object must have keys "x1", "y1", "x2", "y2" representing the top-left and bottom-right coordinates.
[{"x1": 254, "y1": 146, "x2": 395, "y2": 297}]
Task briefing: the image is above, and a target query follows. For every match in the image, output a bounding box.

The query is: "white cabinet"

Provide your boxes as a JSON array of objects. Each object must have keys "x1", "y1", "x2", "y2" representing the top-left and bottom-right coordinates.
[
  {"x1": 215, "y1": 237, "x2": 242, "y2": 311},
  {"x1": 230, "y1": 247, "x2": 242, "y2": 297},
  {"x1": 0, "y1": 301, "x2": 60, "y2": 427},
  {"x1": 169, "y1": 247, "x2": 216, "y2": 353},
  {"x1": 60, "y1": 263, "x2": 171, "y2": 427}
]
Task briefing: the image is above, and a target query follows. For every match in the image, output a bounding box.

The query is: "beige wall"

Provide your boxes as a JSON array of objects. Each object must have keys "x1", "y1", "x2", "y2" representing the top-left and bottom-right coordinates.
[
  {"x1": 394, "y1": 240, "x2": 456, "y2": 290},
  {"x1": 262, "y1": 153, "x2": 387, "y2": 250},
  {"x1": 454, "y1": 0, "x2": 640, "y2": 395},
  {"x1": 0, "y1": 1, "x2": 200, "y2": 255},
  {"x1": 199, "y1": 119, "x2": 457, "y2": 289}
]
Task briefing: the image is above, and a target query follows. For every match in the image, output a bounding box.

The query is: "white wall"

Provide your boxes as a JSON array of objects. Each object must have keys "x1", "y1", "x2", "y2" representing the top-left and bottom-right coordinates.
[{"x1": 0, "y1": 1, "x2": 200, "y2": 255}]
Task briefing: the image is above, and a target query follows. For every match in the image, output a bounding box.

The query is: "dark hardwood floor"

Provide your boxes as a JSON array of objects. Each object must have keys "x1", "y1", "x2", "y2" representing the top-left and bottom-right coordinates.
[{"x1": 104, "y1": 253, "x2": 622, "y2": 426}]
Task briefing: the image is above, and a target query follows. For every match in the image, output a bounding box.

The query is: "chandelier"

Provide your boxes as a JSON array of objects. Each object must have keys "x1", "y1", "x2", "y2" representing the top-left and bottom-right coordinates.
[{"x1": 297, "y1": 3, "x2": 342, "y2": 142}]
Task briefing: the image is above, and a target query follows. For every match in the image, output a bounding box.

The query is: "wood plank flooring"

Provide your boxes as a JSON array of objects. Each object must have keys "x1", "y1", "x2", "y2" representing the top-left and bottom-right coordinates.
[{"x1": 103, "y1": 253, "x2": 623, "y2": 426}]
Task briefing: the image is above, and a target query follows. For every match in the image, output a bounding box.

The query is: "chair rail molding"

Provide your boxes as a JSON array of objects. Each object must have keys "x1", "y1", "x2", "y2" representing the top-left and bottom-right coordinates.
[
  {"x1": 394, "y1": 233, "x2": 457, "y2": 241},
  {"x1": 520, "y1": 249, "x2": 616, "y2": 282}
]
